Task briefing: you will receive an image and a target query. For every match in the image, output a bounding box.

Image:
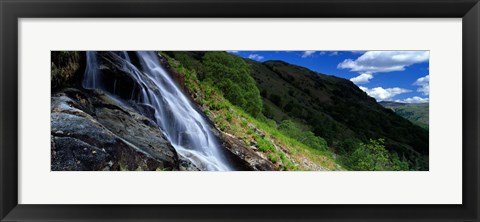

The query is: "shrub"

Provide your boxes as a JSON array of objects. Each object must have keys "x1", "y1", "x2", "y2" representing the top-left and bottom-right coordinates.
[
  {"x1": 255, "y1": 135, "x2": 275, "y2": 153},
  {"x1": 278, "y1": 120, "x2": 328, "y2": 151},
  {"x1": 202, "y1": 52, "x2": 263, "y2": 117},
  {"x1": 51, "y1": 51, "x2": 81, "y2": 91},
  {"x1": 226, "y1": 112, "x2": 232, "y2": 122},
  {"x1": 389, "y1": 153, "x2": 410, "y2": 171},
  {"x1": 342, "y1": 138, "x2": 410, "y2": 171},
  {"x1": 173, "y1": 52, "x2": 206, "y2": 79},
  {"x1": 241, "y1": 119, "x2": 248, "y2": 127},
  {"x1": 269, "y1": 153, "x2": 279, "y2": 163},
  {"x1": 219, "y1": 122, "x2": 227, "y2": 131}
]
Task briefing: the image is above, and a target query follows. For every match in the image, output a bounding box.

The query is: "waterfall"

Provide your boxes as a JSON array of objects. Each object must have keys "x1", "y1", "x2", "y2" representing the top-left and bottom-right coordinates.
[
  {"x1": 83, "y1": 51, "x2": 232, "y2": 171},
  {"x1": 82, "y1": 52, "x2": 102, "y2": 89}
]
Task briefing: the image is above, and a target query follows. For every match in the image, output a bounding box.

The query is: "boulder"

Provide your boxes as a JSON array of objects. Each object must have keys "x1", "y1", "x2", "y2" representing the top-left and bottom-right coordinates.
[
  {"x1": 51, "y1": 88, "x2": 181, "y2": 171},
  {"x1": 221, "y1": 133, "x2": 275, "y2": 171}
]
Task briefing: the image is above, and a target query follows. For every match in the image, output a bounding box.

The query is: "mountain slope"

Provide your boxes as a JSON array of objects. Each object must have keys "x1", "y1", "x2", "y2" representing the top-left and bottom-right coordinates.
[
  {"x1": 247, "y1": 59, "x2": 429, "y2": 170},
  {"x1": 162, "y1": 51, "x2": 342, "y2": 170},
  {"x1": 163, "y1": 51, "x2": 429, "y2": 170},
  {"x1": 379, "y1": 101, "x2": 429, "y2": 129}
]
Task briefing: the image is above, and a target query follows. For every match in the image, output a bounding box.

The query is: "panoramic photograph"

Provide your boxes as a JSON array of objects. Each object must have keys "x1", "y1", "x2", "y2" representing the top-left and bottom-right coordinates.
[{"x1": 51, "y1": 50, "x2": 429, "y2": 171}]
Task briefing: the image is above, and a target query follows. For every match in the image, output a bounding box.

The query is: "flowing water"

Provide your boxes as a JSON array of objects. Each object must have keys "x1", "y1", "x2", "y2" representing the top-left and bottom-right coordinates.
[{"x1": 83, "y1": 51, "x2": 232, "y2": 171}]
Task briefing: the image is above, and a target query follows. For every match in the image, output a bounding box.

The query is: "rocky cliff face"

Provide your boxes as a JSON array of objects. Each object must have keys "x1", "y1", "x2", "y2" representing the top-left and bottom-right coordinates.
[
  {"x1": 51, "y1": 51, "x2": 274, "y2": 171},
  {"x1": 50, "y1": 88, "x2": 198, "y2": 170}
]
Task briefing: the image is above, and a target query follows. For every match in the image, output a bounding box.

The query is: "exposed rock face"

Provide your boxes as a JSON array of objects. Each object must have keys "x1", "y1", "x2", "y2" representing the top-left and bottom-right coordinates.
[
  {"x1": 221, "y1": 133, "x2": 275, "y2": 171},
  {"x1": 51, "y1": 51, "x2": 276, "y2": 171},
  {"x1": 50, "y1": 88, "x2": 194, "y2": 171}
]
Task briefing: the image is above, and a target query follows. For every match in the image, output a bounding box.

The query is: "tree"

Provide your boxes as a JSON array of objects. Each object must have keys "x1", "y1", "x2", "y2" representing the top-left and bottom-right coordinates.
[
  {"x1": 202, "y1": 52, "x2": 263, "y2": 117},
  {"x1": 346, "y1": 138, "x2": 390, "y2": 171}
]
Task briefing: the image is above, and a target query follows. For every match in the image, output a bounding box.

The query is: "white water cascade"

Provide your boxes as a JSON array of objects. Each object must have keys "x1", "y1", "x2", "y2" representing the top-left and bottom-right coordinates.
[{"x1": 83, "y1": 51, "x2": 232, "y2": 171}]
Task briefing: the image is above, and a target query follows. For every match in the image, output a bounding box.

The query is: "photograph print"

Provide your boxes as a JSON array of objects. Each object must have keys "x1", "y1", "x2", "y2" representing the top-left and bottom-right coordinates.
[{"x1": 51, "y1": 50, "x2": 429, "y2": 171}]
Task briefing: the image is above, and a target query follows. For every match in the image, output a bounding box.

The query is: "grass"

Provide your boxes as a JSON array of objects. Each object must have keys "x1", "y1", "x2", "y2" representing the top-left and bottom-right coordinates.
[{"x1": 160, "y1": 52, "x2": 343, "y2": 171}]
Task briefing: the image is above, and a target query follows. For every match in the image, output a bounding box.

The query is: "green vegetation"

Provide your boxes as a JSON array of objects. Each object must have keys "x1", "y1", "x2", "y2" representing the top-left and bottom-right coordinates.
[
  {"x1": 165, "y1": 51, "x2": 263, "y2": 117},
  {"x1": 51, "y1": 51, "x2": 82, "y2": 91},
  {"x1": 162, "y1": 51, "x2": 341, "y2": 171},
  {"x1": 254, "y1": 134, "x2": 275, "y2": 152},
  {"x1": 341, "y1": 139, "x2": 410, "y2": 171},
  {"x1": 379, "y1": 101, "x2": 429, "y2": 129},
  {"x1": 247, "y1": 59, "x2": 429, "y2": 170},
  {"x1": 268, "y1": 153, "x2": 279, "y2": 163},
  {"x1": 278, "y1": 120, "x2": 328, "y2": 151},
  {"x1": 201, "y1": 52, "x2": 263, "y2": 117},
  {"x1": 161, "y1": 51, "x2": 429, "y2": 171}
]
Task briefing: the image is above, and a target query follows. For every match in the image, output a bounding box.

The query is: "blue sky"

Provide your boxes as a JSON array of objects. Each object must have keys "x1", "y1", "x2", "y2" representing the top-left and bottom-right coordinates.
[{"x1": 228, "y1": 51, "x2": 429, "y2": 103}]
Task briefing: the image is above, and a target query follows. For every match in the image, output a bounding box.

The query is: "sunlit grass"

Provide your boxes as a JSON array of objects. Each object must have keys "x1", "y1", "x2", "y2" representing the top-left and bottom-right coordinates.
[{"x1": 161, "y1": 52, "x2": 343, "y2": 171}]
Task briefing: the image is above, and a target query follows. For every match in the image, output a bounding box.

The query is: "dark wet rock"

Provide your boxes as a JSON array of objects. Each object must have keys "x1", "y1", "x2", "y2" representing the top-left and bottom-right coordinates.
[
  {"x1": 222, "y1": 133, "x2": 275, "y2": 171},
  {"x1": 51, "y1": 112, "x2": 118, "y2": 148},
  {"x1": 51, "y1": 137, "x2": 111, "y2": 171},
  {"x1": 51, "y1": 88, "x2": 182, "y2": 171},
  {"x1": 91, "y1": 52, "x2": 164, "y2": 102},
  {"x1": 178, "y1": 156, "x2": 200, "y2": 171},
  {"x1": 127, "y1": 102, "x2": 157, "y2": 122},
  {"x1": 95, "y1": 104, "x2": 177, "y2": 166}
]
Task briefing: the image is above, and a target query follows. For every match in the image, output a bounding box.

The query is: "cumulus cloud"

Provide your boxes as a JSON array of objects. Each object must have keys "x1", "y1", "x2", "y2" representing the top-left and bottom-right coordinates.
[
  {"x1": 302, "y1": 51, "x2": 316, "y2": 58},
  {"x1": 350, "y1": 73, "x2": 373, "y2": 84},
  {"x1": 338, "y1": 51, "x2": 429, "y2": 84},
  {"x1": 248, "y1": 54, "x2": 264, "y2": 61},
  {"x1": 414, "y1": 74, "x2": 429, "y2": 95},
  {"x1": 226, "y1": 51, "x2": 239, "y2": 54},
  {"x1": 338, "y1": 51, "x2": 429, "y2": 73},
  {"x1": 359, "y1": 86, "x2": 411, "y2": 101},
  {"x1": 395, "y1": 96, "x2": 429, "y2": 103}
]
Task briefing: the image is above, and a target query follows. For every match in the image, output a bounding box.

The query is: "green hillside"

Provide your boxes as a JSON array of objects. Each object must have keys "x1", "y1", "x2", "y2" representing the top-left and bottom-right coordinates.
[
  {"x1": 379, "y1": 101, "x2": 429, "y2": 129},
  {"x1": 248, "y1": 59, "x2": 428, "y2": 170},
  {"x1": 162, "y1": 51, "x2": 429, "y2": 170},
  {"x1": 162, "y1": 51, "x2": 340, "y2": 170}
]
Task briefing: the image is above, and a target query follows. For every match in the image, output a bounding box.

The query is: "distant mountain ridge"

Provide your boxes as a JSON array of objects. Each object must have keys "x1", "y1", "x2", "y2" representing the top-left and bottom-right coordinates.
[{"x1": 379, "y1": 101, "x2": 429, "y2": 129}]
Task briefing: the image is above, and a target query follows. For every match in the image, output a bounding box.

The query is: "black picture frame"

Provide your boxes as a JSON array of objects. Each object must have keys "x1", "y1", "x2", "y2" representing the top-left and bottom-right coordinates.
[{"x1": 1, "y1": 0, "x2": 479, "y2": 221}]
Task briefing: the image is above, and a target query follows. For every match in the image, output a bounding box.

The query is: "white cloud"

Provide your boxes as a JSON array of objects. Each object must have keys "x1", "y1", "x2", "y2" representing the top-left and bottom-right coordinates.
[
  {"x1": 338, "y1": 51, "x2": 429, "y2": 73},
  {"x1": 395, "y1": 96, "x2": 429, "y2": 103},
  {"x1": 248, "y1": 54, "x2": 264, "y2": 61},
  {"x1": 338, "y1": 51, "x2": 429, "y2": 84},
  {"x1": 350, "y1": 73, "x2": 373, "y2": 84},
  {"x1": 301, "y1": 51, "x2": 315, "y2": 58},
  {"x1": 359, "y1": 86, "x2": 411, "y2": 101},
  {"x1": 329, "y1": 51, "x2": 339, "y2": 56},
  {"x1": 226, "y1": 51, "x2": 239, "y2": 54},
  {"x1": 414, "y1": 74, "x2": 429, "y2": 95}
]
